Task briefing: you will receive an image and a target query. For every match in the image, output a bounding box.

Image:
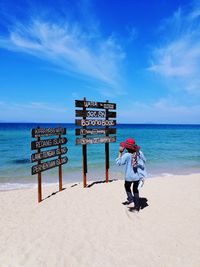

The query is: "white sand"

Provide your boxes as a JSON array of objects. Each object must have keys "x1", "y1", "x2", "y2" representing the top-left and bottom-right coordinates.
[{"x1": 0, "y1": 173, "x2": 200, "y2": 267}]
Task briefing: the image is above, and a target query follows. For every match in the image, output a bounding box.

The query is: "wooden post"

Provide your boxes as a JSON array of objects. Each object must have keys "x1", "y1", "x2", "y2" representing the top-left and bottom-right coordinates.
[
  {"x1": 38, "y1": 172, "x2": 42, "y2": 203},
  {"x1": 37, "y1": 132, "x2": 42, "y2": 203},
  {"x1": 82, "y1": 97, "x2": 87, "y2": 187},
  {"x1": 105, "y1": 100, "x2": 109, "y2": 183},
  {"x1": 58, "y1": 134, "x2": 63, "y2": 191}
]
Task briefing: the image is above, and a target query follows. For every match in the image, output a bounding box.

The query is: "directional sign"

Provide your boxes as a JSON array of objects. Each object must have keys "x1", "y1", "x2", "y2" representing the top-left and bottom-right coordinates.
[
  {"x1": 32, "y1": 127, "x2": 66, "y2": 137},
  {"x1": 31, "y1": 147, "x2": 68, "y2": 162},
  {"x1": 31, "y1": 137, "x2": 67, "y2": 150},
  {"x1": 76, "y1": 136, "x2": 116, "y2": 145},
  {"x1": 75, "y1": 100, "x2": 116, "y2": 110},
  {"x1": 75, "y1": 128, "x2": 116, "y2": 136},
  {"x1": 32, "y1": 156, "x2": 68, "y2": 175},
  {"x1": 75, "y1": 119, "x2": 116, "y2": 127},
  {"x1": 75, "y1": 110, "x2": 116, "y2": 118}
]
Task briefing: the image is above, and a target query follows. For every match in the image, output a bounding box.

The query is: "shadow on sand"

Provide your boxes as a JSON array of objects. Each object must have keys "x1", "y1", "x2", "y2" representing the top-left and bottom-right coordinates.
[
  {"x1": 139, "y1": 197, "x2": 149, "y2": 210},
  {"x1": 43, "y1": 183, "x2": 79, "y2": 201},
  {"x1": 43, "y1": 187, "x2": 67, "y2": 201},
  {"x1": 87, "y1": 179, "x2": 118, "y2": 188},
  {"x1": 127, "y1": 197, "x2": 149, "y2": 212}
]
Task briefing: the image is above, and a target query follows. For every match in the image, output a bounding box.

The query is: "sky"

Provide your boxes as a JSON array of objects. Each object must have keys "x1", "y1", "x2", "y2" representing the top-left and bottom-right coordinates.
[{"x1": 0, "y1": 0, "x2": 200, "y2": 123}]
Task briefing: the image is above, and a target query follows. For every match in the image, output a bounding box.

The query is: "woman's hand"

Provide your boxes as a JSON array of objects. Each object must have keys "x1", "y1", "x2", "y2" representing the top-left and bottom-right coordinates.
[
  {"x1": 118, "y1": 146, "x2": 125, "y2": 158},
  {"x1": 119, "y1": 146, "x2": 125, "y2": 153}
]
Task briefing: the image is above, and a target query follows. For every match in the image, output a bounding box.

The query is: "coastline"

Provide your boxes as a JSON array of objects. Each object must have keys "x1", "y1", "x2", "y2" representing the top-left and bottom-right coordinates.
[
  {"x1": 1, "y1": 169, "x2": 200, "y2": 191},
  {"x1": 0, "y1": 173, "x2": 200, "y2": 267}
]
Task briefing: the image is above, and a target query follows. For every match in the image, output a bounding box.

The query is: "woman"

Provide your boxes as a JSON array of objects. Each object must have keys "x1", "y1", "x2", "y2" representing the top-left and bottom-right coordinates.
[{"x1": 116, "y1": 138, "x2": 146, "y2": 211}]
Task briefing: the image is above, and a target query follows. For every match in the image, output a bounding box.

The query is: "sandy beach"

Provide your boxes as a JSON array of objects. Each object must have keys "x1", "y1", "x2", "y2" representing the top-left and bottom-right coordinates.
[{"x1": 0, "y1": 173, "x2": 200, "y2": 267}]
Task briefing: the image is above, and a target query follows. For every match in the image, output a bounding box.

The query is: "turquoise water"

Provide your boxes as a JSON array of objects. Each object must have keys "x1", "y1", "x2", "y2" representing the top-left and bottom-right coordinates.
[{"x1": 0, "y1": 123, "x2": 199, "y2": 189}]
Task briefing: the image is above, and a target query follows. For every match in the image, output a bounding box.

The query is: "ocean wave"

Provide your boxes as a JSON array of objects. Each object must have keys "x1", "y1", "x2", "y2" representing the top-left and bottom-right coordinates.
[{"x1": 0, "y1": 182, "x2": 58, "y2": 191}]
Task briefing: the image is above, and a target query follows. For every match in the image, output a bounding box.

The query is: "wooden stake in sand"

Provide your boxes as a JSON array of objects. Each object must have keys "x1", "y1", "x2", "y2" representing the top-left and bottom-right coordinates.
[
  {"x1": 75, "y1": 98, "x2": 117, "y2": 187},
  {"x1": 31, "y1": 127, "x2": 68, "y2": 203}
]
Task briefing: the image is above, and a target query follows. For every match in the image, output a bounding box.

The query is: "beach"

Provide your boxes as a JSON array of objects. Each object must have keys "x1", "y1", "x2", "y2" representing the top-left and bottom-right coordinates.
[{"x1": 1, "y1": 173, "x2": 200, "y2": 267}]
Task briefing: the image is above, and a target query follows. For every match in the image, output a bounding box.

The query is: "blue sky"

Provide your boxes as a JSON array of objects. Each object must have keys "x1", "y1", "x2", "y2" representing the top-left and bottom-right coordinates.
[{"x1": 0, "y1": 0, "x2": 200, "y2": 123}]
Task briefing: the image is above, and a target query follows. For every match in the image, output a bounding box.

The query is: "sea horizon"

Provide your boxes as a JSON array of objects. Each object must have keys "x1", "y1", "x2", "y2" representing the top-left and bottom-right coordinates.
[{"x1": 0, "y1": 122, "x2": 200, "y2": 125}]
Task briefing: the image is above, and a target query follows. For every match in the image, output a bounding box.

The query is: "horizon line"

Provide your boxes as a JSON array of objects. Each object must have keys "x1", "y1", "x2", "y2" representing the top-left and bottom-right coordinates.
[{"x1": 0, "y1": 122, "x2": 200, "y2": 125}]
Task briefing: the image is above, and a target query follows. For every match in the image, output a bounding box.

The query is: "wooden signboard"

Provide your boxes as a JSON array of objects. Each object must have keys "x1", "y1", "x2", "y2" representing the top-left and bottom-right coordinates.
[
  {"x1": 75, "y1": 119, "x2": 116, "y2": 127},
  {"x1": 31, "y1": 137, "x2": 67, "y2": 150},
  {"x1": 32, "y1": 127, "x2": 66, "y2": 137},
  {"x1": 75, "y1": 98, "x2": 117, "y2": 187},
  {"x1": 31, "y1": 127, "x2": 68, "y2": 203},
  {"x1": 75, "y1": 110, "x2": 116, "y2": 118},
  {"x1": 32, "y1": 156, "x2": 68, "y2": 175},
  {"x1": 76, "y1": 136, "x2": 116, "y2": 145},
  {"x1": 31, "y1": 147, "x2": 68, "y2": 162},
  {"x1": 75, "y1": 100, "x2": 116, "y2": 110},
  {"x1": 75, "y1": 128, "x2": 116, "y2": 136}
]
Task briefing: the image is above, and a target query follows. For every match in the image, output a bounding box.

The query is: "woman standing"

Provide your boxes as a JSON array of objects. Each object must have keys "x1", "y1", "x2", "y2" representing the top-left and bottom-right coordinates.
[{"x1": 116, "y1": 138, "x2": 146, "y2": 211}]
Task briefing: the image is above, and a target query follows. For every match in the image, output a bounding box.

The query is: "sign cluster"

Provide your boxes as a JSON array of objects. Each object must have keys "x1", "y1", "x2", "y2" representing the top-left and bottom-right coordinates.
[
  {"x1": 75, "y1": 99, "x2": 117, "y2": 187},
  {"x1": 31, "y1": 127, "x2": 68, "y2": 202},
  {"x1": 75, "y1": 100, "x2": 117, "y2": 145}
]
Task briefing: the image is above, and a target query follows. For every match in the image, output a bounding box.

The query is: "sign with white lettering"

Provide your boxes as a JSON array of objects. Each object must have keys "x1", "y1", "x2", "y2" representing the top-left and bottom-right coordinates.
[
  {"x1": 31, "y1": 147, "x2": 68, "y2": 162},
  {"x1": 32, "y1": 156, "x2": 68, "y2": 175},
  {"x1": 31, "y1": 137, "x2": 67, "y2": 150},
  {"x1": 75, "y1": 119, "x2": 116, "y2": 127},
  {"x1": 32, "y1": 127, "x2": 66, "y2": 137},
  {"x1": 76, "y1": 136, "x2": 116, "y2": 145},
  {"x1": 75, "y1": 100, "x2": 116, "y2": 110},
  {"x1": 75, "y1": 110, "x2": 116, "y2": 118},
  {"x1": 75, "y1": 128, "x2": 116, "y2": 135}
]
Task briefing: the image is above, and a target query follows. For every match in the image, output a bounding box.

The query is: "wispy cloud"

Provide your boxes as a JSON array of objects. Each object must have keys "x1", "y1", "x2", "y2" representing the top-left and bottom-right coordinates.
[
  {"x1": 119, "y1": 99, "x2": 200, "y2": 123},
  {"x1": 148, "y1": 3, "x2": 200, "y2": 93},
  {"x1": 0, "y1": 18, "x2": 125, "y2": 93},
  {"x1": 0, "y1": 101, "x2": 69, "y2": 122}
]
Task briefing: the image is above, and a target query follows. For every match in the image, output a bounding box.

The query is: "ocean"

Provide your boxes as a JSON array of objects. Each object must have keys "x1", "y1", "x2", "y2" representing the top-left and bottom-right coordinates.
[{"x1": 0, "y1": 123, "x2": 199, "y2": 190}]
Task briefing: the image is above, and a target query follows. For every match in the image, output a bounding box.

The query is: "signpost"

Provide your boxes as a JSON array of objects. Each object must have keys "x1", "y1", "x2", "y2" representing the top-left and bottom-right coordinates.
[
  {"x1": 75, "y1": 98, "x2": 117, "y2": 187},
  {"x1": 31, "y1": 127, "x2": 68, "y2": 203}
]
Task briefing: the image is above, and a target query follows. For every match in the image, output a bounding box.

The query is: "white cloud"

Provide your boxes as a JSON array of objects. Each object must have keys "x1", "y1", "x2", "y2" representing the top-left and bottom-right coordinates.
[
  {"x1": 148, "y1": 4, "x2": 200, "y2": 93},
  {"x1": 119, "y1": 100, "x2": 200, "y2": 124},
  {"x1": 0, "y1": 19, "x2": 125, "y2": 94}
]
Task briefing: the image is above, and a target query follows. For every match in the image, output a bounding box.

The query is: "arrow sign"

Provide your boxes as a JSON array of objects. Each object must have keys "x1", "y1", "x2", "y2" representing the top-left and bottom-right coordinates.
[
  {"x1": 76, "y1": 136, "x2": 116, "y2": 145},
  {"x1": 32, "y1": 127, "x2": 66, "y2": 137},
  {"x1": 75, "y1": 100, "x2": 116, "y2": 110},
  {"x1": 75, "y1": 128, "x2": 116, "y2": 135},
  {"x1": 31, "y1": 147, "x2": 68, "y2": 162},
  {"x1": 31, "y1": 137, "x2": 67, "y2": 150},
  {"x1": 32, "y1": 156, "x2": 68, "y2": 175}
]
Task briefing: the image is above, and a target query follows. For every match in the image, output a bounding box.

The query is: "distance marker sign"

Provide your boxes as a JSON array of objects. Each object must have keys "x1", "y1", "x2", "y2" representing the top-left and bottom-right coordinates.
[
  {"x1": 32, "y1": 156, "x2": 68, "y2": 175},
  {"x1": 31, "y1": 127, "x2": 68, "y2": 203}
]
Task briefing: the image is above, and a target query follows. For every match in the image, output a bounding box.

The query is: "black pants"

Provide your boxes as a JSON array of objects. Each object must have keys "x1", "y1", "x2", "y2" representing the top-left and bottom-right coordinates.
[{"x1": 124, "y1": 180, "x2": 139, "y2": 194}]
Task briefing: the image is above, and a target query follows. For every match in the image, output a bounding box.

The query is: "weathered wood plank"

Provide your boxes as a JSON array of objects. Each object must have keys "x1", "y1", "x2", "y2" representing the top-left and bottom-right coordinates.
[
  {"x1": 32, "y1": 127, "x2": 66, "y2": 137},
  {"x1": 75, "y1": 128, "x2": 116, "y2": 135},
  {"x1": 75, "y1": 119, "x2": 116, "y2": 127},
  {"x1": 31, "y1": 147, "x2": 68, "y2": 162},
  {"x1": 75, "y1": 100, "x2": 116, "y2": 110},
  {"x1": 32, "y1": 156, "x2": 68, "y2": 175},
  {"x1": 31, "y1": 137, "x2": 67, "y2": 150},
  {"x1": 75, "y1": 110, "x2": 116, "y2": 118},
  {"x1": 76, "y1": 136, "x2": 116, "y2": 145}
]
